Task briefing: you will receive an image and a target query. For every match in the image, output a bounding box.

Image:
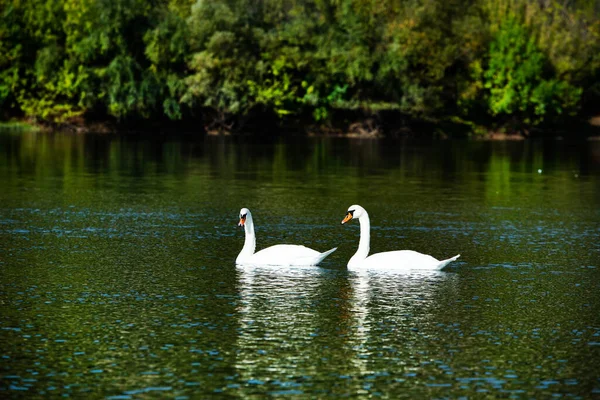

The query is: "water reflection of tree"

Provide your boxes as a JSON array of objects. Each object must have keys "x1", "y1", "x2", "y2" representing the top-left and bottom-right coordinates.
[{"x1": 3, "y1": 133, "x2": 597, "y2": 205}]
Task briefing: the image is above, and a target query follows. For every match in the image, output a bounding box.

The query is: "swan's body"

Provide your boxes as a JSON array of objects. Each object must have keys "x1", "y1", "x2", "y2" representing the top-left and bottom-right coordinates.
[
  {"x1": 341, "y1": 205, "x2": 460, "y2": 270},
  {"x1": 236, "y1": 208, "x2": 337, "y2": 266}
]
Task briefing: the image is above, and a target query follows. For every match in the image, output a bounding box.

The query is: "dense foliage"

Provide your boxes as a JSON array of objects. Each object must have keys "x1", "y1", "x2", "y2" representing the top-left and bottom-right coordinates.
[{"x1": 1, "y1": 0, "x2": 599, "y2": 134}]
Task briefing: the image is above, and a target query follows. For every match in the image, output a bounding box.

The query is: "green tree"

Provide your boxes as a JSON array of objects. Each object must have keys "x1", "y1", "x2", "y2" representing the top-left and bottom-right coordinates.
[
  {"x1": 484, "y1": 18, "x2": 581, "y2": 127},
  {"x1": 1, "y1": 0, "x2": 598, "y2": 134}
]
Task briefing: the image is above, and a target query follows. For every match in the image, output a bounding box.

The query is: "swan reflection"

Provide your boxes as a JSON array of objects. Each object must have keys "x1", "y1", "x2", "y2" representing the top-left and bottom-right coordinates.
[
  {"x1": 233, "y1": 265, "x2": 457, "y2": 392},
  {"x1": 348, "y1": 269, "x2": 458, "y2": 371},
  {"x1": 234, "y1": 265, "x2": 329, "y2": 371}
]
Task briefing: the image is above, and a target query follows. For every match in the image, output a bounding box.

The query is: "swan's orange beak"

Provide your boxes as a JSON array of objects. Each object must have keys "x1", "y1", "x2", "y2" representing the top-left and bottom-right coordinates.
[
  {"x1": 238, "y1": 216, "x2": 246, "y2": 227},
  {"x1": 341, "y1": 212, "x2": 353, "y2": 224}
]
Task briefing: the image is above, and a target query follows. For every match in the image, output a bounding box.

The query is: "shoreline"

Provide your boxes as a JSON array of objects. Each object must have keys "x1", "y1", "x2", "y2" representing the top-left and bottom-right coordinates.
[{"x1": 1, "y1": 117, "x2": 599, "y2": 140}]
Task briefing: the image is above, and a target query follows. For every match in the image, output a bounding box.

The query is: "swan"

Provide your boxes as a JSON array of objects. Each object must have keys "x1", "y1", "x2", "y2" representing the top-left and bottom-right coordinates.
[
  {"x1": 236, "y1": 208, "x2": 337, "y2": 266},
  {"x1": 341, "y1": 205, "x2": 460, "y2": 270}
]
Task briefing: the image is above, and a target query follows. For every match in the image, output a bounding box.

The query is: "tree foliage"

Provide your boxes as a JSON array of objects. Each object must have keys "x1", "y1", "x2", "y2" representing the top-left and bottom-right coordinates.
[
  {"x1": 1, "y1": 0, "x2": 598, "y2": 133},
  {"x1": 484, "y1": 18, "x2": 582, "y2": 126}
]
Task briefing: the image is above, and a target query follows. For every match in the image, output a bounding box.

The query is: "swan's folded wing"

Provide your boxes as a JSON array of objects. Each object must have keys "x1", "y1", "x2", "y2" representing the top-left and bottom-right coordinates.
[
  {"x1": 359, "y1": 250, "x2": 442, "y2": 270},
  {"x1": 248, "y1": 244, "x2": 320, "y2": 266}
]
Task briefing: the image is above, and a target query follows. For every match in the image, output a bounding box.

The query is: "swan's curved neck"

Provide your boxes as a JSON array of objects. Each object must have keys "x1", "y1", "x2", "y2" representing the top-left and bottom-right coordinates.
[
  {"x1": 349, "y1": 213, "x2": 370, "y2": 267},
  {"x1": 237, "y1": 215, "x2": 256, "y2": 262}
]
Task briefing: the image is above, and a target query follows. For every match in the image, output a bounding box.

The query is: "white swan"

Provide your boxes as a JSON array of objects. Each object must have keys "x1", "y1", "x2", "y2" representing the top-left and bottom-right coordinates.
[
  {"x1": 341, "y1": 205, "x2": 460, "y2": 270},
  {"x1": 236, "y1": 208, "x2": 337, "y2": 266}
]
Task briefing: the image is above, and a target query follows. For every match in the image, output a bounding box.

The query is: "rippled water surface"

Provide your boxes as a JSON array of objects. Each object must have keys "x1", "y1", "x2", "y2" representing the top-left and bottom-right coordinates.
[{"x1": 1, "y1": 132, "x2": 599, "y2": 398}]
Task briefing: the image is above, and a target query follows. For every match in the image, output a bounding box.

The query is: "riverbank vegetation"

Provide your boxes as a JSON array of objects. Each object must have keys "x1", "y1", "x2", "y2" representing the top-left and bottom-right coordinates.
[{"x1": 1, "y1": 0, "x2": 599, "y2": 136}]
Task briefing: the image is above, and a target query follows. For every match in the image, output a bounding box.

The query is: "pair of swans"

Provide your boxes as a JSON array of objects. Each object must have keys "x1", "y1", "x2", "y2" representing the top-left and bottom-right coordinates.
[{"x1": 236, "y1": 205, "x2": 460, "y2": 270}]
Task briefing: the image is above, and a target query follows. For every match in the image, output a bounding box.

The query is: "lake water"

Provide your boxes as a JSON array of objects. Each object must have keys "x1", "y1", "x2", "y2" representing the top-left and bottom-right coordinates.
[{"x1": 1, "y1": 131, "x2": 599, "y2": 398}]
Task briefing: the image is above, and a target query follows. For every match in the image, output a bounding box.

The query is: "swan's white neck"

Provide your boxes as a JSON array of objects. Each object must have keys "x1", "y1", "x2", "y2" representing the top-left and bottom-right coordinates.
[
  {"x1": 237, "y1": 215, "x2": 256, "y2": 263},
  {"x1": 348, "y1": 213, "x2": 370, "y2": 268}
]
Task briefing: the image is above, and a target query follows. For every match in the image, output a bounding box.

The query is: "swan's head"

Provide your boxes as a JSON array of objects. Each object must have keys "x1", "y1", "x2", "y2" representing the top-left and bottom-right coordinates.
[
  {"x1": 341, "y1": 205, "x2": 366, "y2": 224},
  {"x1": 238, "y1": 208, "x2": 251, "y2": 227}
]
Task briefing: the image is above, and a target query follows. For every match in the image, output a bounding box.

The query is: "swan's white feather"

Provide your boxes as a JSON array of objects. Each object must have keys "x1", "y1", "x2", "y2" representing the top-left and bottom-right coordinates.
[
  {"x1": 241, "y1": 244, "x2": 337, "y2": 266},
  {"x1": 351, "y1": 250, "x2": 460, "y2": 270}
]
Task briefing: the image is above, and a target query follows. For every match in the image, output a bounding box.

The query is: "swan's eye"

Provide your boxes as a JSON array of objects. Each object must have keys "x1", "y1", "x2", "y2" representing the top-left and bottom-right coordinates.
[
  {"x1": 241, "y1": 214, "x2": 247, "y2": 219},
  {"x1": 348, "y1": 210, "x2": 355, "y2": 216}
]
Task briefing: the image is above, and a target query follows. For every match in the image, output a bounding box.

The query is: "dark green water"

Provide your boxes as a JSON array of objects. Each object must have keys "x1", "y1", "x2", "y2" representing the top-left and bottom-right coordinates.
[{"x1": 1, "y1": 131, "x2": 599, "y2": 398}]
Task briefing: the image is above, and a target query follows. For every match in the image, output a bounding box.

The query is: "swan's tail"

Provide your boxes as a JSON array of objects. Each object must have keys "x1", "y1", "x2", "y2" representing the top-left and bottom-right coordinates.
[
  {"x1": 290, "y1": 247, "x2": 337, "y2": 266},
  {"x1": 437, "y1": 254, "x2": 460, "y2": 270},
  {"x1": 315, "y1": 247, "x2": 337, "y2": 264}
]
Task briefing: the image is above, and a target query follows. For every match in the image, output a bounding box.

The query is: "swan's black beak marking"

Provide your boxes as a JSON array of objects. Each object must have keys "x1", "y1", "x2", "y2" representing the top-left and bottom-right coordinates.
[
  {"x1": 341, "y1": 210, "x2": 354, "y2": 225},
  {"x1": 238, "y1": 214, "x2": 246, "y2": 227}
]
